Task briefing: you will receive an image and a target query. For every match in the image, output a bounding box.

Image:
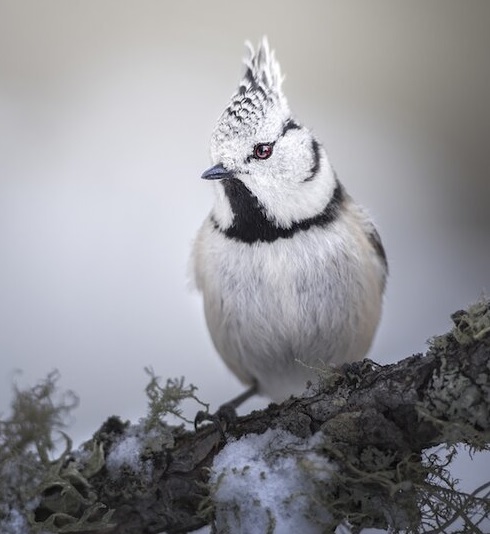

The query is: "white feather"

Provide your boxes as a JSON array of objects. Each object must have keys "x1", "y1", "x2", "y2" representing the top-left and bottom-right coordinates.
[{"x1": 193, "y1": 201, "x2": 385, "y2": 401}]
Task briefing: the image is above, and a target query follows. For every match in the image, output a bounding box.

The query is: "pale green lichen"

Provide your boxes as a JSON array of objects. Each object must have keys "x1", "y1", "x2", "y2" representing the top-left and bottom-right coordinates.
[
  {"x1": 417, "y1": 447, "x2": 490, "y2": 533},
  {"x1": 423, "y1": 299, "x2": 490, "y2": 446},
  {"x1": 306, "y1": 438, "x2": 422, "y2": 532},
  {"x1": 144, "y1": 366, "x2": 208, "y2": 429},
  {"x1": 305, "y1": 436, "x2": 490, "y2": 533},
  {"x1": 0, "y1": 371, "x2": 115, "y2": 533},
  {"x1": 431, "y1": 358, "x2": 485, "y2": 426},
  {"x1": 30, "y1": 433, "x2": 115, "y2": 531},
  {"x1": 451, "y1": 300, "x2": 490, "y2": 345},
  {"x1": 430, "y1": 299, "x2": 490, "y2": 350},
  {"x1": 1, "y1": 369, "x2": 205, "y2": 533},
  {"x1": 0, "y1": 370, "x2": 78, "y2": 455}
]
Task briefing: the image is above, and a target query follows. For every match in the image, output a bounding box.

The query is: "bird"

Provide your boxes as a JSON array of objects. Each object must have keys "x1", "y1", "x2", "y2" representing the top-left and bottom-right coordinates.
[{"x1": 192, "y1": 37, "x2": 388, "y2": 409}]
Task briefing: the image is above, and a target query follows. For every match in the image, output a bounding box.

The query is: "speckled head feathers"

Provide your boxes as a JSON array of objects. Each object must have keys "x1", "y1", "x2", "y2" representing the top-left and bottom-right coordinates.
[{"x1": 212, "y1": 38, "x2": 290, "y2": 145}]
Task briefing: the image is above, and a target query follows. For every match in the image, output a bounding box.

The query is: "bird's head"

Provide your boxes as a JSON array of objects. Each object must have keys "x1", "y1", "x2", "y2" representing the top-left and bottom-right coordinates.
[{"x1": 203, "y1": 38, "x2": 337, "y2": 231}]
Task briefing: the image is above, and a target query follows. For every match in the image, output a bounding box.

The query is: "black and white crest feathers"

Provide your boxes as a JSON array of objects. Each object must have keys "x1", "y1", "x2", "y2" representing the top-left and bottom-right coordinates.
[
  {"x1": 241, "y1": 38, "x2": 285, "y2": 100},
  {"x1": 215, "y1": 37, "x2": 290, "y2": 140}
]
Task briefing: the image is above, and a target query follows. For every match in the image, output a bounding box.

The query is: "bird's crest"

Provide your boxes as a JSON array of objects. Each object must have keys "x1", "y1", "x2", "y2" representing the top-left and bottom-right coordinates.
[
  {"x1": 241, "y1": 37, "x2": 284, "y2": 99},
  {"x1": 214, "y1": 37, "x2": 290, "y2": 141}
]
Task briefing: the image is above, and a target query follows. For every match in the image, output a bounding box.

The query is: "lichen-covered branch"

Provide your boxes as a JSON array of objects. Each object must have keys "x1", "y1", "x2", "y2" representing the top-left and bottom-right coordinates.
[{"x1": 1, "y1": 301, "x2": 489, "y2": 533}]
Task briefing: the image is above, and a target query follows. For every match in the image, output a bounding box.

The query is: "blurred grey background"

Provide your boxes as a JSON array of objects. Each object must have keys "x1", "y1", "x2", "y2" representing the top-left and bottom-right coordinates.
[{"x1": 1, "y1": 0, "x2": 489, "y2": 507}]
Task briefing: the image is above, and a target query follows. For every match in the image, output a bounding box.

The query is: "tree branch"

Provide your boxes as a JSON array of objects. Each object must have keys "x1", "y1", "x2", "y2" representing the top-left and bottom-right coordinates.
[{"x1": 27, "y1": 301, "x2": 490, "y2": 533}]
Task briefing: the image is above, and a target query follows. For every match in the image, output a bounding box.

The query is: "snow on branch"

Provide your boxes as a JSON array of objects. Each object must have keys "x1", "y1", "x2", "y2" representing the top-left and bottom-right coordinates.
[{"x1": 1, "y1": 301, "x2": 489, "y2": 533}]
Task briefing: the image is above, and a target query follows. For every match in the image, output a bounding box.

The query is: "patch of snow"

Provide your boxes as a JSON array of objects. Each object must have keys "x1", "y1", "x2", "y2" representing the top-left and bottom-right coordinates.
[
  {"x1": 0, "y1": 508, "x2": 29, "y2": 534},
  {"x1": 210, "y1": 428, "x2": 336, "y2": 533},
  {"x1": 106, "y1": 434, "x2": 143, "y2": 473},
  {"x1": 105, "y1": 424, "x2": 155, "y2": 480}
]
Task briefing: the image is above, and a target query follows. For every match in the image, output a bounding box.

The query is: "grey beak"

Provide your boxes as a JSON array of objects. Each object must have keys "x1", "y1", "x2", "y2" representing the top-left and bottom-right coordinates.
[{"x1": 201, "y1": 163, "x2": 234, "y2": 181}]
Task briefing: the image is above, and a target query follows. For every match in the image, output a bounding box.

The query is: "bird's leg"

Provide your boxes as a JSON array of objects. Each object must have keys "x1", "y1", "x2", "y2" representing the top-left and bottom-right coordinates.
[
  {"x1": 194, "y1": 381, "x2": 258, "y2": 439},
  {"x1": 218, "y1": 381, "x2": 258, "y2": 416}
]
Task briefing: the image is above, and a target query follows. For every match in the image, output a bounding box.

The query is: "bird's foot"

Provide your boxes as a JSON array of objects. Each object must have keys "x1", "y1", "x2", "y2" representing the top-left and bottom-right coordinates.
[
  {"x1": 194, "y1": 382, "x2": 258, "y2": 441},
  {"x1": 194, "y1": 402, "x2": 238, "y2": 442}
]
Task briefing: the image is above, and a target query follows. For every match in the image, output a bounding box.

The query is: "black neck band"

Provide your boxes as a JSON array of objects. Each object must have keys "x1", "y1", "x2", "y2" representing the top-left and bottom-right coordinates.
[{"x1": 212, "y1": 178, "x2": 345, "y2": 244}]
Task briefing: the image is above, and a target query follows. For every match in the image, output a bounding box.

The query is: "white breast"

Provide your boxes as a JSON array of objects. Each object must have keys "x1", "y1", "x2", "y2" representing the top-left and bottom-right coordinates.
[{"x1": 192, "y1": 207, "x2": 385, "y2": 402}]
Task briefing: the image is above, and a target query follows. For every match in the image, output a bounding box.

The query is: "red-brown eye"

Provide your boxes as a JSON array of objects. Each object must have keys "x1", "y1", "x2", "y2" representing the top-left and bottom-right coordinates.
[{"x1": 253, "y1": 143, "x2": 273, "y2": 160}]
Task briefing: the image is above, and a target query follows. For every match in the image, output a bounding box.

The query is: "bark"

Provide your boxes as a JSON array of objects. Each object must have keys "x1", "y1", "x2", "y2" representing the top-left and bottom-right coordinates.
[{"x1": 35, "y1": 302, "x2": 490, "y2": 534}]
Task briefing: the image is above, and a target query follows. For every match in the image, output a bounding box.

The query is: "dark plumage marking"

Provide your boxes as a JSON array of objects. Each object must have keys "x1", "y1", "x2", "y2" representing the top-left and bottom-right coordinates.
[
  {"x1": 368, "y1": 227, "x2": 388, "y2": 273},
  {"x1": 255, "y1": 84, "x2": 268, "y2": 100},
  {"x1": 243, "y1": 67, "x2": 259, "y2": 90},
  {"x1": 212, "y1": 178, "x2": 345, "y2": 244},
  {"x1": 281, "y1": 119, "x2": 301, "y2": 136},
  {"x1": 304, "y1": 139, "x2": 321, "y2": 182}
]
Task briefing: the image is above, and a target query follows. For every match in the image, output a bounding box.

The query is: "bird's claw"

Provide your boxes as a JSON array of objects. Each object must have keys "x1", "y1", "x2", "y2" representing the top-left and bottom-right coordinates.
[{"x1": 194, "y1": 402, "x2": 239, "y2": 442}]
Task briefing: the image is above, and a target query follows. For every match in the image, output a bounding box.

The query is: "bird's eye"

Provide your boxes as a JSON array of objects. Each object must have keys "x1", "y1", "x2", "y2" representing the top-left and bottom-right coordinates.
[{"x1": 253, "y1": 143, "x2": 273, "y2": 160}]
